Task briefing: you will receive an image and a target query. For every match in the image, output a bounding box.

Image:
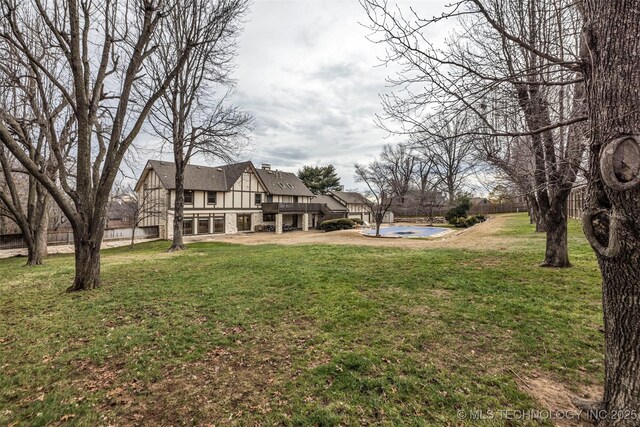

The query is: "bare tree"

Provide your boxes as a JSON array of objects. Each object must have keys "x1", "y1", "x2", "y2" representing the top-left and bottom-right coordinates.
[
  {"x1": 0, "y1": 0, "x2": 205, "y2": 290},
  {"x1": 411, "y1": 113, "x2": 476, "y2": 203},
  {"x1": 145, "y1": 0, "x2": 251, "y2": 252},
  {"x1": 354, "y1": 161, "x2": 396, "y2": 237},
  {"x1": 365, "y1": 0, "x2": 640, "y2": 421},
  {"x1": 412, "y1": 156, "x2": 446, "y2": 223},
  {"x1": 379, "y1": 143, "x2": 415, "y2": 204},
  {"x1": 0, "y1": 150, "x2": 50, "y2": 264},
  {"x1": 111, "y1": 185, "x2": 165, "y2": 247},
  {"x1": 362, "y1": 0, "x2": 586, "y2": 268},
  {"x1": 0, "y1": 44, "x2": 71, "y2": 265}
]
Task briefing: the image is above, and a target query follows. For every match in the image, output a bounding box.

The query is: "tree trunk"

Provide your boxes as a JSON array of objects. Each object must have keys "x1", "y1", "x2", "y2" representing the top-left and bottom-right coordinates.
[
  {"x1": 541, "y1": 196, "x2": 570, "y2": 268},
  {"x1": 27, "y1": 205, "x2": 49, "y2": 265},
  {"x1": 26, "y1": 224, "x2": 48, "y2": 266},
  {"x1": 67, "y1": 229, "x2": 102, "y2": 291},
  {"x1": 527, "y1": 194, "x2": 547, "y2": 232},
  {"x1": 169, "y1": 161, "x2": 186, "y2": 252},
  {"x1": 581, "y1": 2, "x2": 640, "y2": 424},
  {"x1": 130, "y1": 224, "x2": 137, "y2": 248}
]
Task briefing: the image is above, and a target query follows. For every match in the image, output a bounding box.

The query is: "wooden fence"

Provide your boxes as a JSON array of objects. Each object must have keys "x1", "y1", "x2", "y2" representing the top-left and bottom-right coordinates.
[
  {"x1": 392, "y1": 202, "x2": 527, "y2": 217},
  {"x1": 568, "y1": 185, "x2": 587, "y2": 219},
  {"x1": 0, "y1": 226, "x2": 159, "y2": 250}
]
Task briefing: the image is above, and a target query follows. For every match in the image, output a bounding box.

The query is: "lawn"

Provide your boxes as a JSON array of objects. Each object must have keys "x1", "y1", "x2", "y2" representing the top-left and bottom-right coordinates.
[{"x1": 0, "y1": 214, "x2": 604, "y2": 426}]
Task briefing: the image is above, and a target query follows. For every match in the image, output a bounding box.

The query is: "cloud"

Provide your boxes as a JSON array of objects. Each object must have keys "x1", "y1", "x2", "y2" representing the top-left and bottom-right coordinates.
[{"x1": 127, "y1": 0, "x2": 451, "y2": 190}]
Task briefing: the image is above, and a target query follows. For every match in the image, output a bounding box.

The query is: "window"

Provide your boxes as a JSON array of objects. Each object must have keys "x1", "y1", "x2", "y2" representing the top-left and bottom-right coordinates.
[
  {"x1": 277, "y1": 182, "x2": 285, "y2": 188},
  {"x1": 263, "y1": 214, "x2": 275, "y2": 222},
  {"x1": 266, "y1": 194, "x2": 273, "y2": 203},
  {"x1": 286, "y1": 183, "x2": 294, "y2": 188},
  {"x1": 183, "y1": 218, "x2": 194, "y2": 235},
  {"x1": 214, "y1": 216, "x2": 225, "y2": 233},
  {"x1": 207, "y1": 191, "x2": 217, "y2": 204},
  {"x1": 293, "y1": 196, "x2": 298, "y2": 203},
  {"x1": 198, "y1": 218, "x2": 209, "y2": 234},
  {"x1": 184, "y1": 190, "x2": 193, "y2": 204},
  {"x1": 254, "y1": 193, "x2": 262, "y2": 205}
]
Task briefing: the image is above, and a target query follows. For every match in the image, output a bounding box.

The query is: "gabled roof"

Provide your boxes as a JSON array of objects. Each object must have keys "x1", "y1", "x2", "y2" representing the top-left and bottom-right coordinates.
[
  {"x1": 329, "y1": 190, "x2": 368, "y2": 205},
  {"x1": 255, "y1": 169, "x2": 314, "y2": 197},
  {"x1": 311, "y1": 195, "x2": 348, "y2": 212},
  {"x1": 137, "y1": 160, "x2": 253, "y2": 192}
]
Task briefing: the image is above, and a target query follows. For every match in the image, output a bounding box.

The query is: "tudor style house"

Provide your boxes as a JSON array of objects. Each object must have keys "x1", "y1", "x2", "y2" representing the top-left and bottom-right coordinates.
[
  {"x1": 327, "y1": 190, "x2": 374, "y2": 223},
  {"x1": 135, "y1": 160, "x2": 339, "y2": 238}
]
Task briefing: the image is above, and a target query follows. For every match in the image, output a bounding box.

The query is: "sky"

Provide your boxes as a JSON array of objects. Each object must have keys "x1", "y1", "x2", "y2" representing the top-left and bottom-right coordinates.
[
  {"x1": 130, "y1": 0, "x2": 451, "y2": 191},
  {"x1": 222, "y1": 0, "x2": 449, "y2": 190}
]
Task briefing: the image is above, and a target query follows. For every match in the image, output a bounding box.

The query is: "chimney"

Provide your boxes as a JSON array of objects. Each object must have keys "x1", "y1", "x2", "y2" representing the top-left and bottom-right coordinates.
[{"x1": 261, "y1": 163, "x2": 271, "y2": 171}]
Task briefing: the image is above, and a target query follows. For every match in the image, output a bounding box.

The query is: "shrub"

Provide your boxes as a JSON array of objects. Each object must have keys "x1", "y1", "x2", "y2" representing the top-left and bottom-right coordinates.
[
  {"x1": 475, "y1": 214, "x2": 487, "y2": 222},
  {"x1": 452, "y1": 217, "x2": 468, "y2": 228},
  {"x1": 445, "y1": 196, "x2": 473, "y2": 223},
  {"x1": 351, "y1": 217, "x2": 364, "y2": 225},
  {"x1": 318, "y1": 218, "x2": 355, "y2": 232},
  {"x1": 465, "y1": 216, "x2": 479, "y2": 227}
]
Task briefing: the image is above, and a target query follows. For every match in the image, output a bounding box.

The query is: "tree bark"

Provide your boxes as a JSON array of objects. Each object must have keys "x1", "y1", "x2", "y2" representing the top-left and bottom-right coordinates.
[
  {"x1": 169, "y1": 159, "x2": 186, "y2": 252},
  {"x1": 67, "y1": 230, "x2": 102, "y2": 291},
  {"x1": 27, "y1": 222, "x2": 48, "y2": 266},
  {"x1": 581, "y1": 2, "x2": 640, "y2": 425},
  {"x1": 527, "y1": 194, "x2": 547, "y2": 232},
  {"x1": 541, "y1": 192, "x2": 570, "y2": 268}
]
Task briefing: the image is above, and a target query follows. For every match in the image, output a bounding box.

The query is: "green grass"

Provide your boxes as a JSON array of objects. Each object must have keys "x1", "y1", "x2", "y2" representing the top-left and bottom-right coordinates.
[{"x1": 0, "y1": 213, "x2": 603, "y2": 426}]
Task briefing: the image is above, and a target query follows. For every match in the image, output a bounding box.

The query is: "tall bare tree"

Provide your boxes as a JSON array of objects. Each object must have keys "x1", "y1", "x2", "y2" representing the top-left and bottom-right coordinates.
[
  {"x1": 362, "y1": 0, "x2": 586, "y2": 267},
  {"x1": 0, "y1": 23, "x2": 72, "y2": 265},
  {"x1": 379, "y1": 143, "x2": 415, "y2": 204},
  {"x1": 411, "y1": 113, "x2": 477, "y2": 203},
  {"x1": 146, "y1": 0, "x2": 251, "y2": 252},
  {"x1": 354, "y1": 160, "x2": 396, "y2": 237},
  {"x1": 365, "y1": 0, "x2": 640, "y2": 421},
  {"x1": 0, "y1": 0, "x2": 198, "y2": 290}
]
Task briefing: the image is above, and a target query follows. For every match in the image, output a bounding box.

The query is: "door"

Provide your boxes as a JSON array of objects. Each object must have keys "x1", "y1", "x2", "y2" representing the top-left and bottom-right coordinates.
[{"x1": 236, "y1": 214, "x2": 252, "y2": 231}]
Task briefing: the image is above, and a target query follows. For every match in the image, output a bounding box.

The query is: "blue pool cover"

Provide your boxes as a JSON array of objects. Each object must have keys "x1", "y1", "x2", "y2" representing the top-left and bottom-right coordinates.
[{"x1": 362, "y1": 225, "x2": 450, "y2": 238}]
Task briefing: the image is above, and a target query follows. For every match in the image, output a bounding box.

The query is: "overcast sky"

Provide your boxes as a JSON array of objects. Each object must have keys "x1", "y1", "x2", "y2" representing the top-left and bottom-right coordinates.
[
  {"x1": 226, "y1": 0, "x2": 450, "y2": 190},
  {"x1": 131, "y1": 0, "x2": 451, "y2": 190}
]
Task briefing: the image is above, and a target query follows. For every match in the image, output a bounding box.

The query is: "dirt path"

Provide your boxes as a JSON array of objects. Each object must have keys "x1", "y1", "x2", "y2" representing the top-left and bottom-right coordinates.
[{"x1": 184, "y1": 214, "x2": 519, "y2": 250}]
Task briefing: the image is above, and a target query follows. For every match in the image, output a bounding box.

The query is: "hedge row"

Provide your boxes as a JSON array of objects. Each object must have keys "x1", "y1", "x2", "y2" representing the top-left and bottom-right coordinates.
[
  {"x1": 318, "y1": 218, "x2": 356, "y2": 232},
  {"x1": 449, "y1": 214, "x2": 487, "y2": 228}
]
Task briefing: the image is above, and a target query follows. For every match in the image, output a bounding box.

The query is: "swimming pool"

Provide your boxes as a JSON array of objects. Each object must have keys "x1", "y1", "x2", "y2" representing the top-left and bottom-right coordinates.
[{"x1": 361, "y1": 225, "x2": 450, "y2": 238}]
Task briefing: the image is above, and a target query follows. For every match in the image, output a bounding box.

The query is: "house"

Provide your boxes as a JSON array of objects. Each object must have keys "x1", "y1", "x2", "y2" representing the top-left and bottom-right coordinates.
[
  {"x1": 135, "y1": 160, "x2": 326, "y2": 237},
  {"x1": 310, "y1": 195, "x2": 349, "y2": 227},
  {"x1": 328, "y1": 190, "x2": 374, "y2": 223}
]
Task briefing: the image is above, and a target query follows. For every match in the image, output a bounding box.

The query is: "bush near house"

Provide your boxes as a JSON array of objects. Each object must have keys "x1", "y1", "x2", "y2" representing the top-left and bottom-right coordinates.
[
  {"x1": 351, "y1": 217, "x2": 364, "y2": 225},
  {"x1": 318, "y1": 218, "x2": 355, "y2": 232}
]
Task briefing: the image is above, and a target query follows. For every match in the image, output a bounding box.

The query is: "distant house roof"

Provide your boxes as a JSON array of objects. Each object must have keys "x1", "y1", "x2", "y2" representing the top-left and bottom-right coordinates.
[
  {"x1": 471, "y1": 197, "x2": 491, "y2": 205},
  {"x1": 136, "y1": 160, "x2": 314, "y2": 197},
  {"x1": 137, "y1": 160, "x2": 252, "y2": 192},
  {"x1": 311, "y1": 195, "x2": 348, "y2": 212},
  {"x1": 255, "y1": 169, "x2": 314, "y2": 197},
  {"x1": 329, "y1": 190, "x2": 368, "y2": 205}
]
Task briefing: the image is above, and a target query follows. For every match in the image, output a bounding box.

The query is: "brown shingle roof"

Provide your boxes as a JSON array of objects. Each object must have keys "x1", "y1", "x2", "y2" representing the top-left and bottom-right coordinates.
[
  {"x1": 330, "y1": 190, "x2": 368, "y2": 205},
  {"x1": 146, "y1": 160, "x2": 252, "y2": 191},
  {"x1": 255, "y1": 169, "x2": 314, "y2": 197},
  {"x1": 311, "y1": 195, "x2": 348, "y2": 211}
]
